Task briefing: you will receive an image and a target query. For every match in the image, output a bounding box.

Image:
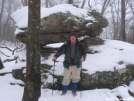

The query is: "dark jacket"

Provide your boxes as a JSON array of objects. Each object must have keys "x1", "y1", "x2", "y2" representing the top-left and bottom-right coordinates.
[{"x1": 54, "y1": 39, "x2": 86, "y2": 68}]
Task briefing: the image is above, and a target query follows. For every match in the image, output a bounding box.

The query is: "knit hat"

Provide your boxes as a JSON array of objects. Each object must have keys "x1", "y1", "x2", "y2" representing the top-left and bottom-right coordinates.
[{"x1": 69, "y1": 32, "x2": 77, "y2": 38}]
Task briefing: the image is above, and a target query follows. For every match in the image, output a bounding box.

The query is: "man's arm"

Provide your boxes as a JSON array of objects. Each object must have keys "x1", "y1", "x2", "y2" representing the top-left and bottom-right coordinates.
[
  {"x1": 79, "y1": 43, "x2": 86, "y2": 61},
  {"x1": 53, "y1": 44, "x2": 67, "y2": 61}
]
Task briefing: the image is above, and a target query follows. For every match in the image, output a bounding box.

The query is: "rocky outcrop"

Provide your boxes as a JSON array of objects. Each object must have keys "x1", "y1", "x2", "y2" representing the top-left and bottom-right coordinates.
[
  {"x1": 15, "y1": 9, "x2": 108, "y2": 46},
  {"x1": 42, "y1": 64, "x2": 134, "y2": 90},
  {"x1": 12, "y1": 68, "x2": 25, "y2": 82}
]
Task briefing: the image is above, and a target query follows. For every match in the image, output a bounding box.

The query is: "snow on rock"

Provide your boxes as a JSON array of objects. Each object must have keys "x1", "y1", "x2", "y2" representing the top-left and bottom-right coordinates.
[
  {"x1": 11, "y1": 6, "x2": 28, "y2": 28},
  {"x1": 15, "y1": 28, "x2": 24, "y2": 35},
  {"x1": 110, "y1": 85, "x2": 134, "y2": 101},
  {"x1": 83, "y1": 39, "x2": 134, "y2": 74},
  {"x1": 11, "y1": 4, "x2": 95, "y2": 30},
  {"x1": 129, "y1": 81, "x2": 134, "y2": 93}
]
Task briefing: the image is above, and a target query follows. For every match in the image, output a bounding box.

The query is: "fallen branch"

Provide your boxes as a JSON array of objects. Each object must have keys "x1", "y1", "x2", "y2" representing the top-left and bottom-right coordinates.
[
  {"x1": 0, "y1": 45, "x2": 22, "y2": 56},
  {"x1": 0, "y1": 46, "x2": 13, "y2": 51},
  {"x1": 0, "y1": 50, "x2": 10, "y2": 57},
  {"x1": 3, "y1": 56, "x2": 18, "y2": 63},
  {"x1": 0, "y1": 72, "x2": 12, "y2": 76},
  {"x1": 12, "y1": 47, "x2": 20, "y2": 55}
]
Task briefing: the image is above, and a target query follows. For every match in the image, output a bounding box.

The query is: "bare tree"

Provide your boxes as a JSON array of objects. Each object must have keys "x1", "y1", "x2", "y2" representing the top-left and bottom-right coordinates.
[
  {"x1": 109, "y1": 1, "x2": 117, "y2": 40},
  {"x1": 120, "y1": 0, "x2": 126, "y2": 41},
  {"x1": 68, "y1": 0, "x2": 73, "y2": 4},
  {"x1": 127, "y1": 0, "x2": 134, "y2": 15},
  {"x1": 81, "y1": 0, "x2": 86, "y2": 8},
  {"x1": 22, "y1": 0, "x2": 41, "y2": 101},
  {"x1": 125, "y1": 0, "x2": 134, "y2": 43},
  {"x1": 0, "y1": 0, "x2": 21, "y2": 44},
  {"x1": 45, "y1": 0, "x2": 49, "y2": 8},
  {"x1": 88, "y1": 0, "x2": 92, "y2": 9},
  {"x1": 0, "y1": 0, "x2": 6, "y2": 39},
  {"x1": 87, "y1": 0, "x2": 110, "y2": 15},
  {"x1": 42, "y1": 0, "x2": 67, "y2": 8},
  {"x1": 101, "y1": 0, "x2": 110, "y2": 15},
  {"x1": 87, "y1": 0, "x2": 134, "y2": 42},
  {"x1": 21, "y1": 0, "x2": 28, "y2": 6},
  {"x1": 109, "y1": 0, "x2": 121, "y2": 40}
]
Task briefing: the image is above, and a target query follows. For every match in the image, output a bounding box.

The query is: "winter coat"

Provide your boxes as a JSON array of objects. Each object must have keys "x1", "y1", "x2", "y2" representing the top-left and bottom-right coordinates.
[{"x1": 54, "y1": 39, "x2": 86, "y2": 68}]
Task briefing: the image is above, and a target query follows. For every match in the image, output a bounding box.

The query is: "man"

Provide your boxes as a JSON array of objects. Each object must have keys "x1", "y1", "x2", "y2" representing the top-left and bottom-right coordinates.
[{"x1": 53, "y1": 32, "x2": 86, "y2": 96}]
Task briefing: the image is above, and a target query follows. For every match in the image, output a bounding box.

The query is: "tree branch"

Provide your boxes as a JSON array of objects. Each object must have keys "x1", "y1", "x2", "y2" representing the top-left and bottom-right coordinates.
[
  {"x1": 3, "y1": 56, "x2": 18, "y2": 63},
  {"x1": 0, "y1": 50, "x2": 10, "y2": 57},
  {"x1": 0, "y1": 46, "x2": 13, "y2": 51},
  {"x1": 81, "y1": 0, "x2": 86, "y2": 8},
  {"x1": 88, "y1": 0, "x2": 92, "y2": 9},
  {"x1": 12, "y1": 47, "x2": 20, "y2": 55}
]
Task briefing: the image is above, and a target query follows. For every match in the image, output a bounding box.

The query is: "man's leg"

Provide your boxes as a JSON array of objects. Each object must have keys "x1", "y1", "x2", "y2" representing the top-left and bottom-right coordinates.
[
  {"x1": 62, "y1": 67, "x2": 71, "y2": 95},
  {"x1": 72, "y1": 65, "x2": 81, "y2": 96}
]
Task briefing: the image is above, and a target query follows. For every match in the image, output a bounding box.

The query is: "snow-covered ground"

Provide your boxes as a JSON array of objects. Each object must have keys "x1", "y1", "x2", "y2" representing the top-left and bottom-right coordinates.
[{"x1": 0, "y1": 39, "x2": 134, "y2": 101}]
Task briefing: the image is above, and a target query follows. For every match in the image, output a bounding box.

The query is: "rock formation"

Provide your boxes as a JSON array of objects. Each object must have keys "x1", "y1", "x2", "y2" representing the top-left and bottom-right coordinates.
[
  {"x1": 11, "y1": 4, "x2": 108, "y2": 46},
  {"x1": 11, "y1": 4, "x2": 134, "y2": 90}
]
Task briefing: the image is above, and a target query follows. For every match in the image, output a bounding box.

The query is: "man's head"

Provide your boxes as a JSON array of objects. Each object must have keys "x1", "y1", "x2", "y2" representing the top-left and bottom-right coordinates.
[{"x1": 69, "y1": 32, "x2": 77, "y2": 43}]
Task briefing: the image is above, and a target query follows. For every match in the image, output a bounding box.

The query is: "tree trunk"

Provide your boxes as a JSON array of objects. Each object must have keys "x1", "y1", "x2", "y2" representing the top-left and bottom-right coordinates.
[
  {"x1": 0, "y1": 58, "x2": 4, "y2": 69},
  {"x1": 117, "y1": 0, "x2": 120, "y2": 40},
  {"x1": 0, "y1": 0, "x2": 5, "y2": 40},
  {"x1": 101, "y1": 0, "x2": 110, "y2": 16},
  {"x1": 128, "y1": 0, "x2": 134, "y2": 15},
  {"x1": 120, "y1": 0, "x2": 126, "y2": 41},
  {"x1": 22, "y1": 0, "x2": 28, "y2": 6},
  {"x1": 68, "y1": 0, "x2": 73, "y2": 4},
  {"x1": 81, "y1": 0, "x2": 86, "y2": 8},
  {"x1": 110, "y1": 1, "x2": 116, "y2": 40},
  {"x1": 22, "y1": 0, "x2": 41, "y2": 101},
  {"x1": 45, "y1": 0, "x2": 49, "y2": 8}
]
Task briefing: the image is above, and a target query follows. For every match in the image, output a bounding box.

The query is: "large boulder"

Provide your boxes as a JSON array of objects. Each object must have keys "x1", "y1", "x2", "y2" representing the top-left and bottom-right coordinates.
[
  {"x1": 40, "y1": 10, "x2": 108, "y2": 36},
  {"x1": 42, "y1": 64, "x2": 134, "y2": 90},
  {"x1": 11, "y1": 4, "x2": 108, "y2": 46}
]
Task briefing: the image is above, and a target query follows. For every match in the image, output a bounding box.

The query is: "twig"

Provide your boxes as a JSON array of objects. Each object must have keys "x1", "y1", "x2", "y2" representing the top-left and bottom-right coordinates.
[
  {"x1": 0, "y1": 72, "x2": 12, "y2": 76},
  {"x1": 0, "y1": 50, "x2": 10, "y2": 57},
  {"x1": 3, "y1": 56, "x2": 18, "y2": 63},
  {"x1": 12, "y1": 47, "x2": 20, "y2": 55},
  {"x1": 0, "y1": 46, "x2": 13, "y2": 51}
]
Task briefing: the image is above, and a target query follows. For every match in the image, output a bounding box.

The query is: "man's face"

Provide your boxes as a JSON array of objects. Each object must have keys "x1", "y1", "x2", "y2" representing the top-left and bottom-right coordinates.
[{"x1": 70, "y1": 35, "x2": 76, "y2": 43}]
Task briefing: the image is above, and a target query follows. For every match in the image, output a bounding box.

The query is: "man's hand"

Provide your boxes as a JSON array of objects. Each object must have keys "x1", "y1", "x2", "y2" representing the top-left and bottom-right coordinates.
[
  {"x1": 53, "y1": 56, "x2": 57, "y2": 61},
  {"x1": 81, "y1": 56, "x2": 84, "y2": 62}
]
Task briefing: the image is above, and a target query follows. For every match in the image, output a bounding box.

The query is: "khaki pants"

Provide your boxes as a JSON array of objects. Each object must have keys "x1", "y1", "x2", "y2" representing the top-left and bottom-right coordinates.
[{"x1": 62, "y1": 65, "x2": 81, "y2": 85}]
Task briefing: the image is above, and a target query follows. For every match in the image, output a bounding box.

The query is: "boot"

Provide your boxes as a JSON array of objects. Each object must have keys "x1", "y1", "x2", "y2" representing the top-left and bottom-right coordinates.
[
  {"x1": 61, "y1": 90, "x2": 67, "y2": 95},
  {"x1": 72, "y1": 82, "x2": 78, "y2": 97},
  {"x1": 72, "y1": 89, "x2": 77, "y2": 96},
  {"x1": 61, "y1": 85, "x2": 68, "y2": 95}
]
